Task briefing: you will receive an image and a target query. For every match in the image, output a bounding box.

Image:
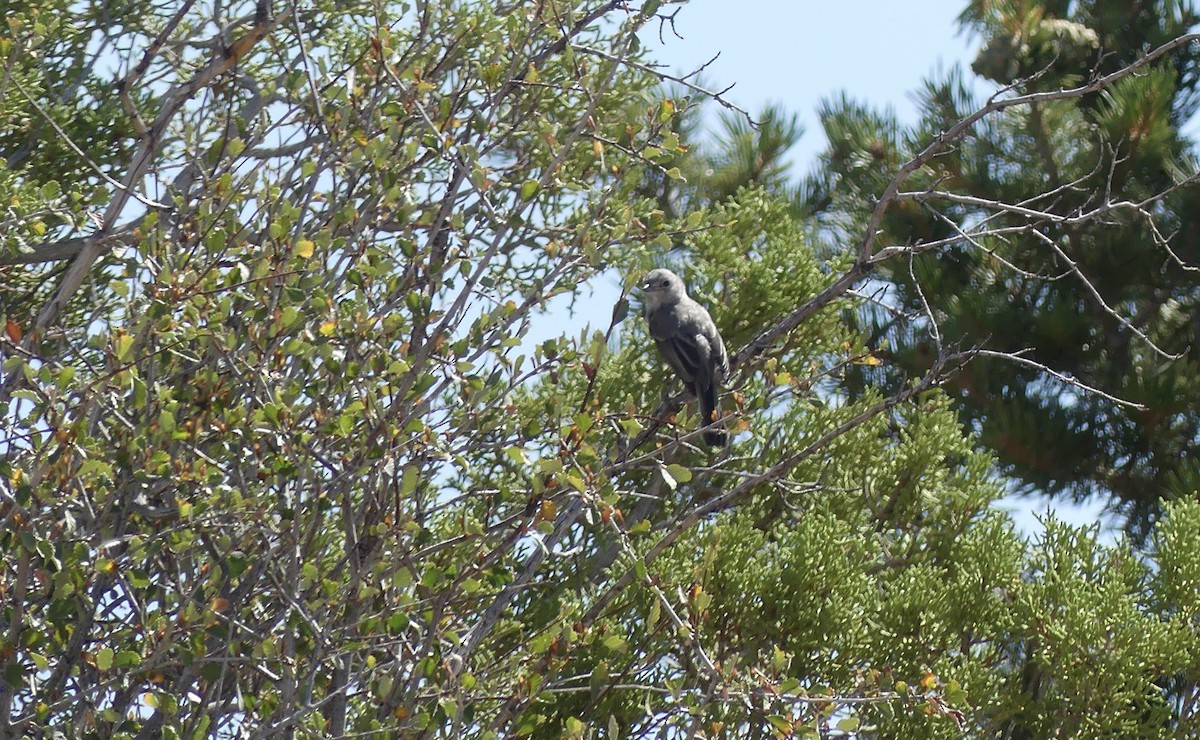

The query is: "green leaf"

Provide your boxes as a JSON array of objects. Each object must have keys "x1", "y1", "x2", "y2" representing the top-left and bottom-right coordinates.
[
  {"x1": 114, "y1": 334, "x2": 134, "y2": 363},
  {"x1": 281, "y1": 307, "x2": 301, "y2": 329},
  {"x1": 659, "y1": 465, "x2": 676, "y2": 491},
  {"x1": 400, "y1": 466, "x2": 419, "y2": 498},
  {"x1": 610, "y1": 296, "x2": 629, "y2": 326},
  {"x1": 766, "y1": 715, "x2": 793, "y2": 733},
  {"x1": 835, "y1": 716, "x2": 860, "y2": 732},
  {"x1": 519, "y1": 180, "x2": 540, "y2": 200},
  {"x1": 618, "y1": 417, "x2": 643, "y2": 435},
  {"x1": 573, "y1": 413, "x2": 595, "y2": 434},
  {"x1": 665, "y1": 463, "x2": 691, "y2": 484},
  {"x1": 116, "y1": 650, "x2": 141, "y2": 668},
  {"x1": 772, "y1": 645, "x2": 788, "y2": 670}
]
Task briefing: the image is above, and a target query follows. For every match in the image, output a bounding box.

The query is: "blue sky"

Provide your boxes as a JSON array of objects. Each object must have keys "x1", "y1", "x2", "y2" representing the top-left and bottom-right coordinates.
[
  {"x1": 629, "y1": 0, "x2": 1113, "y2": 539},
  {"x1": 639, "y1": 0, "x2": 979, "y2": 162}
]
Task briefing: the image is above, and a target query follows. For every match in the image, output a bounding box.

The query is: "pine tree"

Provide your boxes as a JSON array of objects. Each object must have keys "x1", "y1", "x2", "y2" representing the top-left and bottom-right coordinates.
[{"x1": 807, "y1": 0, "x2": 1200, "y2": 536}]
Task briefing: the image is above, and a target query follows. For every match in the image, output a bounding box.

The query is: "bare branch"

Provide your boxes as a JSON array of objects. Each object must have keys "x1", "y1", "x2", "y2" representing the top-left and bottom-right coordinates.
[{"x1": 970, "y1": 348, "x2": 1147, "y2": 410}]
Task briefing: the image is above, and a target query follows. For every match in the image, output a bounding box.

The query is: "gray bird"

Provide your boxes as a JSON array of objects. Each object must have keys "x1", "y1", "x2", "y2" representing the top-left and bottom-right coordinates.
[{"x1": 641, "y1": 268, "x2": 730, "y2": 447}]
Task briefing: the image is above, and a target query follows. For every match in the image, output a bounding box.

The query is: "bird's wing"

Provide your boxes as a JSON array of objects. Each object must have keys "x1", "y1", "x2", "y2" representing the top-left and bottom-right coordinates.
[
  {"x1": 708, "y1": 325, "x2": 729, "y2": 380},
  {"x1": 649, "y1": 298, "x2": 721, "y2": 388},
  {"x1": 654, "y1": 336, "x2": 692, "y2": 382},
  {"x1": 668, "y1": 332, "x2": 712, "y2": 387}
]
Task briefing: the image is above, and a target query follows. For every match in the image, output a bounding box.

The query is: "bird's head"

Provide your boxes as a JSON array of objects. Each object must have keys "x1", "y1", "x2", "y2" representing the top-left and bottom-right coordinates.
[{"x1": 641, "y1": 268, "x2": 686, "y2": 309}]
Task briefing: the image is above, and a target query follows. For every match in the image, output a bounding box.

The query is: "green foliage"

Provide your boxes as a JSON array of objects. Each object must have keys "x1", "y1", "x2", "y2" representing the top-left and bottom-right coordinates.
[
  {"x1": 635, "y1": 95, "x2": 813, "y2": 223},
  {"x1": 1012, "y1": 520, "x2": 1197, "y2": 735},
  {"x1": 4, "y1": 0, "x2": 1200, "y2": 737}
]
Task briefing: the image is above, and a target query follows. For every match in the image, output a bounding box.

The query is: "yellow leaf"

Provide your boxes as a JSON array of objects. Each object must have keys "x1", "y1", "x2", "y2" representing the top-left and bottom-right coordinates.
[
  {"x1": 295, "y1": 239, "x2": 315, "y2": 259},
  {"x1": 114, "y1": 334, "x2": 134, "y2": 362},
  {"x1": 319, "y1": 320, "x2": 336, "y2": 336}
]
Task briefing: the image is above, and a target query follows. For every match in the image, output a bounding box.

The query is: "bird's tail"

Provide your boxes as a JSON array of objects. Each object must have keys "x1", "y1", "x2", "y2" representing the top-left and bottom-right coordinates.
[{"x1": 699, "y1": 382, "x2": 727, "y2": 448}]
